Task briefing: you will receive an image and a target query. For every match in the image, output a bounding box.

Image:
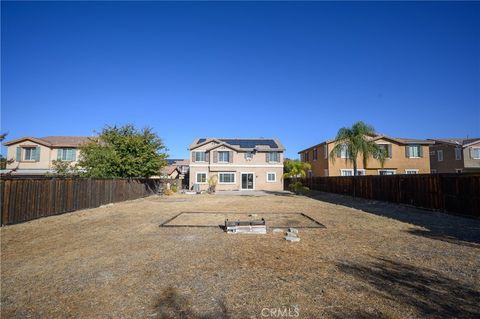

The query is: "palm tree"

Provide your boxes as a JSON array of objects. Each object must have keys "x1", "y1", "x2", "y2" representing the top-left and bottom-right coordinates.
[
  {"x1": 329, "y1": 121, "x2": 387, "y2": 176},
  {"x1": 283, "y1": 159, "x2": 311, "y2": 181}
]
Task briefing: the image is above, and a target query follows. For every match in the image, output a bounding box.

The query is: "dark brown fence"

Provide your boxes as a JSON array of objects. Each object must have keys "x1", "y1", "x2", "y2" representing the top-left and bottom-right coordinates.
[
  {"x1": 0, "y1": 177, "x2": 178, "y2": 225},
  {"x1": 285, "y1": 173, "x2": 480, "y2": 218}
]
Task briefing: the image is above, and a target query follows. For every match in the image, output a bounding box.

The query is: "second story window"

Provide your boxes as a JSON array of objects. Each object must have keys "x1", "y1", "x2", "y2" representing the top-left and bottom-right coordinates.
[
  {"x1": 455, "y1": 148, "x2": 462, "y2": 160},
  {"x1": 437, "y1": 150, "x2": 443, "y2": 162},
  {"x1": 406, "y1": 145, "x2": 422, "y2": 158},
  {"x1": 266, "y1": 152, "x2": 280, "y2": 163},
  {"x1": 305, "y1": 152, "x2": 310, "y2": 161},
  {"x1": 57, "y1": 148, "x2": 76, "y2": 161},
  {"x1": 472, "y1": 148, "x2": 480, "y2": 159},
  {"x1": 340, "y1": 145, "x2": 349, "y2": 159},
  {"x1": 218, "y1": 151, "x2": 230, "y2": 163},
  {"x1": 194, "y1": 152, "x2": 206, "y2": 162},
  {"x1": 313, "y1": 149, "x2": 318, "y2": 160},
  {"x1": 245, "y1": 152, "x2": 253, "y2": 161},
  {"x1": 24, "y1": 147, "x2": 37, "y2": 161}
]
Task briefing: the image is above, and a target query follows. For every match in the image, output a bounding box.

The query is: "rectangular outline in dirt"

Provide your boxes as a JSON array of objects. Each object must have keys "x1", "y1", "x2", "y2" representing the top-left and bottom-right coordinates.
[{"x1": 159, "y1": 211, "x2": 325, "y2": 228}]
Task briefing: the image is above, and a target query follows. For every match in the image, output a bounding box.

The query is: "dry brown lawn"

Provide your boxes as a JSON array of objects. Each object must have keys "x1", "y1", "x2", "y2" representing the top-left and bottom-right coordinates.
[{"x1": 1, "y1": 191, "x2": 479, "y2": 319}]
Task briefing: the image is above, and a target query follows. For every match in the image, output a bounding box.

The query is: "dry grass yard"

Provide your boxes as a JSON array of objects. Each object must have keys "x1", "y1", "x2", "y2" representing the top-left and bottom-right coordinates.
[{"x1": 1, "y1": 192, "x2": 479, "y2": 319}]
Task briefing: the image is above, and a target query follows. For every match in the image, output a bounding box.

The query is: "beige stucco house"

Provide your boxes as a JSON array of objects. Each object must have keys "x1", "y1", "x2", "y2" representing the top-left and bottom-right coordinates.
[
  {"x1": 429, "y1": 138, "x2": 480, "y2": 173},
  {"x1": 3, "y1": 136, "x2": 90, "y2": 175},
  {"x1": 298, "y1": 134, "x2": 433, "y2": 176},
  {"x1": 189, "y1": 138, "x2": 285, "y2": 191}
]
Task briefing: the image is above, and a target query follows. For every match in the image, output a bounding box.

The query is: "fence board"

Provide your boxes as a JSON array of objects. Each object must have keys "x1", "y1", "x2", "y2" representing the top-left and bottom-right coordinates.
[
  {"x1": 287, "y1": 173, "x2": 480, "y2": 218},
  {"x1": 0, "y1": 177, "x2": 179, "y2": 225}
]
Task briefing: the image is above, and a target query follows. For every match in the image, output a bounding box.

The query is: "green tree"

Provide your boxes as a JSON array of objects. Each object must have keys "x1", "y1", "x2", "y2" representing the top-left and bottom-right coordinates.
[
  {"x1": 0, "y1": 133, "x2": 13, "y2": 170},
  {"x1": 79, "y1": 124, "x2": 167, "y2": 178},
  {"x1": 283, "y1": 159, "x2": 311, "y2": 181},
  {"x1": 51, "y1": 160, "x2": 78, "y2": 176},
  {"x1": 329, "y1": 121, "x2": 387, "y2": 176}
]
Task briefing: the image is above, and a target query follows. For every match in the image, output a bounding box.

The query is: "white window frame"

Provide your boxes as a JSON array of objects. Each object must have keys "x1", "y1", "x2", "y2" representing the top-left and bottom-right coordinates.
[
  {"x1": 378, "y1": 169, "x2": 396, "y2": 175},
  {"x1": 340, "y1": 169, "x2": 353, "y2": 176},
  {"x1": 313, "y1": 149, "x2": 318, "y2": 161},
  {"x1": 437, "y1": 150, "x2": 443, "y2": 162},
  {"x1": 245, "y1": 152, "x2": 253, "y2": 161},
  {"x1": 376, "y1": 143, "x2": 392, "y2": 159},
  {"x1": 408, "y1": 145, "x2": 421, "y2": 158},
  {"x1": 195, "y1": 172, "x2": 208, "y2": 184},
  {"x1": 324, "y1": 145, "x2": 328, "y2": 159},
  {"x1": 218, "y1": 172, "x2": 236, "y2": 184},
  {"x1": 240, "y1": 172, "x2": 255, "y2": 190},
  {"x1": 194, "y1": 152, "x2": 207, "y2": 162},
  {"x1": 356, "y1": 169, "x2": 366, "y2": 176},
  {"x1": 472, "y1": 148, "x2": 480, "y2": 159},
  {"x1": 266, "y1": 172, "x2": 277, "y2": 183},
  {"x1": 455, "y1": 148, "x2": 462, "y2": 160},
  {"x1": 58, "y1": 148, "x2": 76, "y2": 161},
  {"x1": 218, "y1": 151, "x2": 230, "y2": 163},
  {"x1": 340, "y1": 145, "x2": 349, "y2": 159},
  {"x1": 267, "y1": 152, "x2": 280, "y2": 163},
  {"x1": 324, "y1": 169, "x2": 329, "y2": 176},
  {"x1": 405, "y1": 169, "x2": 419, "y2": 174},
  {"x1": 23, "y1": 147, "x2": 36, "y2": 161}
]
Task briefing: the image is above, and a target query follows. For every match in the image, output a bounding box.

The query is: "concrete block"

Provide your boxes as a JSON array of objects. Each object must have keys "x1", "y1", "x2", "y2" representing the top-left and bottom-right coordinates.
[
  {"x1": 285, "y1": 236, "x2": 300, "y2": 242},
  {"x1": 289, "y1": 228, "x2": 299, "y2": 234}
]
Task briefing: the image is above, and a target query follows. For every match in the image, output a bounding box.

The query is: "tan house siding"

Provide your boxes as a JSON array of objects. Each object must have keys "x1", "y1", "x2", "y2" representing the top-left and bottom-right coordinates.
[
  {"x1": 464, "y1": 141, "x2": 480, "y2": 171},
  {"x1": 429, "y1": 139, "x2": 480, "y2": 173},
  {"x1": 300, "y1": 136, "x2": 431, "y2": 176},
  {"x1": 4, "y1": 136, "x2": 87, "y2": 174},
  {"x1": 189, "y1": 138, "x2": 284, "y2": 191}
]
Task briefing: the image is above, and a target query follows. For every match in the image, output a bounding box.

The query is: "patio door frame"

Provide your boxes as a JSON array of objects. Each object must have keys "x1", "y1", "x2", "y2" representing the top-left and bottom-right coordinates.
[{"x1": 240, "y1": 172, "x2": 255, "y2": 190}]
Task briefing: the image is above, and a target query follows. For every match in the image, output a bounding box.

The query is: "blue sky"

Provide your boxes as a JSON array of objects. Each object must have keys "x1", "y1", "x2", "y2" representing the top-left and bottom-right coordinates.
[{"x1": 2, "y1": 1, "x2": 479, "y2": 159}]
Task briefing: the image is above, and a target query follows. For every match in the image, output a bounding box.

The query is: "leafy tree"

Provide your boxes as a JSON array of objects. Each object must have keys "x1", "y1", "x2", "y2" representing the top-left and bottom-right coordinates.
[
  {"x1": 79, "y1": 124, "x2": 167, "y2": 178},
  {"x1": 51, "y1": 160, "x2": 78, "y2": 176},
  {"x1": 283, "y1": 159, "x2": 311, "y2": 181},
  {"x1": 329, "y1": 121, "x2": 387, "y2": 176},
  {"x1": 0, "y1": 133, "x2": 13, "y2": 170}
]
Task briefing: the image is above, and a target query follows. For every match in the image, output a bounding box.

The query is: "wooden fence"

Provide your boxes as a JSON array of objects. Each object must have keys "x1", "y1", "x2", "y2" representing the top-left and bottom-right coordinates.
[
  {"x1": 285, "y1": 173, "x2": 480, "y2": 218},
  {"x1": 0, "y1": 177, "x2": 179, "y2": 225}
]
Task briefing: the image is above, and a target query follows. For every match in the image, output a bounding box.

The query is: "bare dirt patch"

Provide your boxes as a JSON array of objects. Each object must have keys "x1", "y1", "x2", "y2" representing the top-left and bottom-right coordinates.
[{"x1": 1, "y1": 192, "x2": 479, "y2": 318}]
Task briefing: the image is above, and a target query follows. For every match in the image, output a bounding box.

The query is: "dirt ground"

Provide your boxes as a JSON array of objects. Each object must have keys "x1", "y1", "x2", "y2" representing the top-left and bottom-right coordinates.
[{"x1": 1, "y1": 191, "x2": 479, "y2": 319}]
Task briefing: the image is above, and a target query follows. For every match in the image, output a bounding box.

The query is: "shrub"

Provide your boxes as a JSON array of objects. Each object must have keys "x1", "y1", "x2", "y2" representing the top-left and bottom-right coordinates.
[
  {"x1": 171, "y1": 184, "x2": 178, "y2": 193},
  {"x1": 289, "y1": 182, "x2": 310, "y2": 195}
]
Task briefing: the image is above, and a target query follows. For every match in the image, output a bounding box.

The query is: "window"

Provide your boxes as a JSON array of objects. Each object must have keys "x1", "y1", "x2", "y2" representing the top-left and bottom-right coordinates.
[
  {"x1": 455, "y1": 148, "x2": 462, "y2": 160},
  {"x1": 405, "y1": 169, "x2": 419, "y2": 174},
  {"x1": 437, "y1": 150, "x2": 443, "y2": 162},
  {"x1": 305, "y1": 152, "x2": 310, "y2": 161},
  {"x1": 379, "y1": 170, "x2": 395, "y2": 175},
  {"x1": 24, "y1": 147, "x2": 36, "y2": 161},
  {"x1": 376, "y1": 144, "x2": 392, "y2": 158},
  {"x1": 313, "y1": 149, "x2": 318, "y2": 161},
  {"x1": 194, "y1": 152, "x2": 206, "y2": 162},
  {"x1": 308, "y1": 170, "x2": 313, "y2": 178},
  {"x1": 218, "y1": 151, "x2": 230, "y2": 163},
  {"x1": 356, "y1": 169, "x2": 366, "y2": 176},
  {"x1": 219, "y1": 172, "x2": 235, "y2": 183},
  {"x1": 267, "y1": 152, "x2": 280, "y2": 163},
  {"x1": 340, "y1": 145, "x2": 349, "y2": 159},
  {"x1": 324, "y1": 145, "x2": 328, "y2": 159},
  {"x1": 196, "y1": 172, "x2": 207, "y2": 184},
  {"x1": 472, "y1": 148, "x2": 480, "y2": 159},
  {"x1": 57, "y1": 148, "x2": 76, "y2": 161},
  {"x1": 407, "y1": 145, "x2": 422, "y2": 158},
  {"x1": 431, "y1": 169, "x2": 437, "y2": 174},
  {"x1": 266, "y1": 172, "x2": 276, "y2": 182},
  {"x1": 324, "y1": 169, "x2": 329, "y2": 176},
  {"x1": 456, "y1": 169, "x2": 463, "y2": 174},
  {"x1": 340, "y1": 169, "x2": 353, "y2": 176},
  {"x1": 245, "y1": 152, "x2": 253, "y2": 161}
]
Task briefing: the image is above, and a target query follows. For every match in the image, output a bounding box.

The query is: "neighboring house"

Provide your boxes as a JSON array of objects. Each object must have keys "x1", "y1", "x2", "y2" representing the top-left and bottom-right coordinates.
[
  {"x1": 189, "y1": 138, "x2": 285, "y2": 191},
  {"x1": 428, "y1": 138, "x2": 480, "y2": 173},
  {"x1": 166, "y1": 159, "x2": 190, "y2": 175},
  {"x1": 298, "y1": 134, "x2": 433, "y2": 176},
  {"x1": 157, "y1": 165, "x2": 182, "y2": 179},
  {"x1": 2, "y1": 136, "x2": 90, "y2": 175}
]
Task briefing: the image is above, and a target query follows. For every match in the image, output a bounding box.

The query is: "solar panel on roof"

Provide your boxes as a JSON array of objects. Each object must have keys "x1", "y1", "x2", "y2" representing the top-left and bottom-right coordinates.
[{"x1": 196, "y1": 138, "x2": 278, "y2": 148}]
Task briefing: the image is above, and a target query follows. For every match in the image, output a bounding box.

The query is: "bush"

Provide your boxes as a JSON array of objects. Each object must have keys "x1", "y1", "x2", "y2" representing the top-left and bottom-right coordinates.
[
  {"x1": 289, "y1": 182, "x2": 310, "y2": 195},
  {"x1": 171, "y1": 184, "x2": 178, "y2": 193},
  {"x1": 164, "y1": 189, "x2": 174, "y2": 196}
]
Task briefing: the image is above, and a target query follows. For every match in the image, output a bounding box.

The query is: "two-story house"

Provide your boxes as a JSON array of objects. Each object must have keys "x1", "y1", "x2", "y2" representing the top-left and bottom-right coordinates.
[
  {"x1": 298, "y1": 134, "x2": 433, "y2": 176},
  {"x1": 3, "y1": 136, "x2": 90, "y2": 175},
  {"x1": 188, "y1": 138, "x2": 285, "y2": 191},
  {"x1": 429, "y1": 138, "x2": 480, "y2": 173}
]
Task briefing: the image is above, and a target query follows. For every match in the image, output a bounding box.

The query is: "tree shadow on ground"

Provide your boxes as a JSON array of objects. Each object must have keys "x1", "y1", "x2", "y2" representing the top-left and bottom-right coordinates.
[
  {"x1": 306, "y1": 191, "x2": 480, "y2": 247},
  {"x1": 336, "y1": 257, "x2": 480, "y2": 319},
  {"x1": 153, "y1": 287, "x2": 229, "y2": 319}
]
